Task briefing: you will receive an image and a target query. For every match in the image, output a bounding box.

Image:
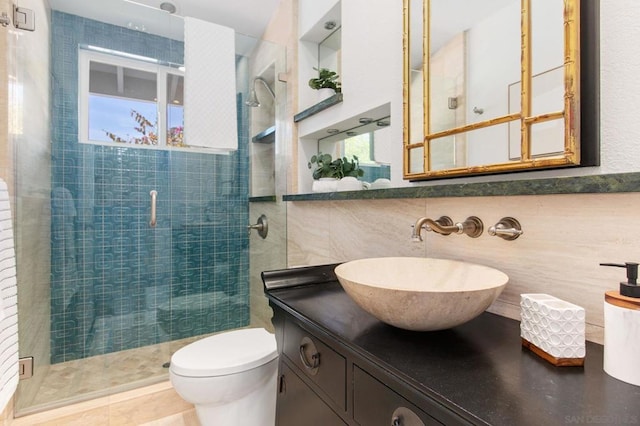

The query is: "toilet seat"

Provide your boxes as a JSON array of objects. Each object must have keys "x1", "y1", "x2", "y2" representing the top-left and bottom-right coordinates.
[{"x1": 170, "y1": 328, "x2": 278, "y2": 377}]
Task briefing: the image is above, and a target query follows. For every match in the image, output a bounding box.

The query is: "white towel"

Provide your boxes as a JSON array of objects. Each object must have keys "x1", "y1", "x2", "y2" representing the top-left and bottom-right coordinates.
[
  {"x1": 0, "y1": 179, "x2": 18, "y2": 413},
  {"x1": 184, "y1": 17, "x2": 238, "y2": 152}
]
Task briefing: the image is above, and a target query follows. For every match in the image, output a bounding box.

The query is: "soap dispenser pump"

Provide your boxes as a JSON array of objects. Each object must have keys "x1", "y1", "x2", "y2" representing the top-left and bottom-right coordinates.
[
  {"x1": 600, "y1": 261, "x2": 640, "y2": 386},
  {"x1": 599, "y1": 262, "x2": 640, "y2": 298}
]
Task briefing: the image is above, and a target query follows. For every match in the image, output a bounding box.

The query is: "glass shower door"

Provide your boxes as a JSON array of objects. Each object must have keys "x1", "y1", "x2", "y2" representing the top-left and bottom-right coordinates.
[{"x1": 15, "y1": 1, "x2": 254, "y2": 414}]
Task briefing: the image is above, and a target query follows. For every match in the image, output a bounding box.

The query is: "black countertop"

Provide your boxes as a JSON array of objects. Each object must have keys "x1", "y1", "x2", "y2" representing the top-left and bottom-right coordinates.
[{"x1": 266, "y1": 279, "x2": 640, "y2": 426}]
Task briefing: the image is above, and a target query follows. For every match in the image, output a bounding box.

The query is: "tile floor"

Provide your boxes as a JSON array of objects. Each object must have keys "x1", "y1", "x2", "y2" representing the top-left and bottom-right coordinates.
[{"x1": 15, "y1": 333, "x2": 208, "y2": 416}]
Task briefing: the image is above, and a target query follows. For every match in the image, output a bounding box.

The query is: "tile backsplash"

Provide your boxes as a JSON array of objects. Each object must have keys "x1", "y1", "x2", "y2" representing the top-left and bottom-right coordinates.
[{"x1": 287, "y1": 192, "x2": 640, "y2": 344}]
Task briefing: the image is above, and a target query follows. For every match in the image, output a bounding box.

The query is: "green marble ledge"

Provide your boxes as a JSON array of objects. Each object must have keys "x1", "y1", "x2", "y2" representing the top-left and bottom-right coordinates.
[
  {"x1": 293, "y1": 93, "x2": 343, "y2": 122},
  {"x1": 251, "y1": 126, "x2": 275, "y2": 144},
  {"x1": 249, "y1": 195, "x2": 277, "y2": 203},
  {"x1": 283, "y1": 171, "x2": 640, "y2": 201}
]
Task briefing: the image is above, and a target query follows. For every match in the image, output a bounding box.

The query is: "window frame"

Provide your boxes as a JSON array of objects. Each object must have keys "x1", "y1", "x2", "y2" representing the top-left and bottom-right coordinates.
[{"x1": 78, "y1": 48, "x2": 184, "y2": 149}]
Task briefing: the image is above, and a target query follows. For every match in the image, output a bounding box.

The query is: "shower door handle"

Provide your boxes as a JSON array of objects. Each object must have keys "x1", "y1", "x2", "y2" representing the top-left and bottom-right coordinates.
[{"x1": 149, "y1": 190, "x2": 157, "y2": 228}]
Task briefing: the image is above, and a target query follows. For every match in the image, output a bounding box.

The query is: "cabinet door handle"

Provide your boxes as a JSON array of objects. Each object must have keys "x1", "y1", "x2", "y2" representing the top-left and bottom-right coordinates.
[
  {"x1": 391, "y1": 408, "x2": 425, "y2": 426},
  {"x1": 299, "y1": 343, "x2": 320, "y2": 370}
]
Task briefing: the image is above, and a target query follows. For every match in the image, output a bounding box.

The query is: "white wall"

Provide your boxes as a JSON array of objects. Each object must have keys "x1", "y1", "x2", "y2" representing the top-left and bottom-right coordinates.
[
  {"x1": 599, "y1": 0, "x2": 640, "y2": 174},
  {"x1": 298, "y1": 0, "x2": 339, "y2": 38}
]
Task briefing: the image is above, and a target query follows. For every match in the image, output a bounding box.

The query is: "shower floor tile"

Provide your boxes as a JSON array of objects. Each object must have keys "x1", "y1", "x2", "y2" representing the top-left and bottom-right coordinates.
[{"x1": 15, "y1": 333, "x2": 209, "y2": 416}]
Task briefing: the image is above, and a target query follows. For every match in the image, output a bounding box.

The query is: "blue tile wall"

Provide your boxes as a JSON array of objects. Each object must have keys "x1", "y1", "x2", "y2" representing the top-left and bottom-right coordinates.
[{"x1": 50, "y1": 11, "x2": 250, "y2": 363}]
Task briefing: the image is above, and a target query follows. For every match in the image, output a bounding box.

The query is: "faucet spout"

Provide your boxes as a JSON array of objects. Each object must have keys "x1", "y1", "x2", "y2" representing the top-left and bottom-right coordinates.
[
  {"x1": 411, "y1": 215, "x2": 484, "y2": 240},
  {"x1": 411, "y1": 216, "x2": 458, "y2": 241}
]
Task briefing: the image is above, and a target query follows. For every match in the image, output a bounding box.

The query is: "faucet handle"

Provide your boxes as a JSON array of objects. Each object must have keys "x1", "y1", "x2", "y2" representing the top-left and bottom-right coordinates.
[
  {"x1": 248, "y1": 214, "x2": 268, "y2": 239},
  {"x1": 456, "y1": 216, "x2": 484, "y2": 238},
  {"x1": 488, "y1": 217, "x2": 523, "y2": 240}
]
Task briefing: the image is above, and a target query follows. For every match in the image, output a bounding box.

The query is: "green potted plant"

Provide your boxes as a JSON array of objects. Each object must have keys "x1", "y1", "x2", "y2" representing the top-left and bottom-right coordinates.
[
  {"x1": 308, "y1": 153, "x2": 365, "y2": 192},
  {"x1": 308, "y1": 67, "x2": 341, "y2": 101}
]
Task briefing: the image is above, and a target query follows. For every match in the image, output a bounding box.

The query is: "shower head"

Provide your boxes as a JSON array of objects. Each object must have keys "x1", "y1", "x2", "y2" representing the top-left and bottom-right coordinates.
[
  {"x1": 245, "y1": 88, "x2": 261, "y2": 107},
  {"x1": 245, "y1": 77, "x2": 276, "y2": 107}
]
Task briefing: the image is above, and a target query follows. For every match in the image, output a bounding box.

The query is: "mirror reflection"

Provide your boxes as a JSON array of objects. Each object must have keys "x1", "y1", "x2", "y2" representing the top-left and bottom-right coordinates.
[
  {"x1": 318, "y1": 117, "x2": 393, "y2": 185},
  {"x1": 404, "y1": 0, "x2": 598, "y2": 180},
  {"x1": 318, "y1": 27, "x2": 341, "y2": 74}
]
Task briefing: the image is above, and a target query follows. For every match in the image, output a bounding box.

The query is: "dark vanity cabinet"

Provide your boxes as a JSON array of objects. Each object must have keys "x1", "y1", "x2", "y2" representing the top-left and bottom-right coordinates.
[
  {"x1": 277, "y1": 361, "x2": 346, "y2": 426},
  {"x1": 274, "y1": 314, "x2": 347, "y2": 425},
  {"x1": 263, "y1": 265, "x2": 640, "y2": 426},
  {"x1": 270, "y1": 304, "x2": 460, "y2": 426},
  {"x1": 352, "y1": 367, "x2": 437, "y2": 426}
]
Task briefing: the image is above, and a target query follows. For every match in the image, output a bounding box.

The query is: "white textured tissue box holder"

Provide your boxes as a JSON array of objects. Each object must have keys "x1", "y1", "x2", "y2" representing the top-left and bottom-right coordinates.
[{"x1": 520, "y1": 293, "x2": 586, "y2": 366}]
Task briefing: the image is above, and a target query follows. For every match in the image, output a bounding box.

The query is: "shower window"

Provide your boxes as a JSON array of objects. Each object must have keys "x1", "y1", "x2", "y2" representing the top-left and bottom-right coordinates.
[
  {"x1": 166, "y1": 73, "x2": 184, "y2": 147},
  {"x1": 78, "y1": 49, "x2": 184, "y2": 148}
]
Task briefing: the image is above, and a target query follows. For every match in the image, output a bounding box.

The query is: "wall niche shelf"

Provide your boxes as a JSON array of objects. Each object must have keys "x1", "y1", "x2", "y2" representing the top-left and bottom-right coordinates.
[
  {"x1": 252, "y1": 125, "x2": 275, "y2": 144},
  {"x1": 294, "y1": 93, "x2": 343, "y2": 122},
  {"x1": 249, "y1": 195, "x2": 277, "y2": 203}
]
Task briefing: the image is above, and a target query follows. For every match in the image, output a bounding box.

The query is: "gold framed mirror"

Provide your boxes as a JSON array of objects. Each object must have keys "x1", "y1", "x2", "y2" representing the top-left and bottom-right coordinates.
[{"x1": 403, "y1": 0, "x2": 599, "y2": 180}]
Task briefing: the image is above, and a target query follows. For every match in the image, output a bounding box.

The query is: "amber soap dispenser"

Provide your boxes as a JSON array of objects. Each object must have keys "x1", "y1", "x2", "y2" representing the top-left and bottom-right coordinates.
[{"x1": 600, "y1": 262, "x2": 640, "y2": 386}]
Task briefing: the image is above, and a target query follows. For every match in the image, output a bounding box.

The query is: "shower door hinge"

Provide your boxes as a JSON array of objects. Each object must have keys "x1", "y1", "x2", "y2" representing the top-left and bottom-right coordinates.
[
  {"x1": 18, "y1": 357, "x2": 33, "y2": 380},
  {"x1": 13, "y1": 6, "x2": 35, "y2": 31}
]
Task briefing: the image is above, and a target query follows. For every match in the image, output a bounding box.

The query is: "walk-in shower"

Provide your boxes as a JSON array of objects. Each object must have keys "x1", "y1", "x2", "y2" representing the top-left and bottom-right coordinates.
[
  {"x1": 9, "y1": 0, "x2": 286, "y2": 415},
  {"x1": 49, "y1": 11, "x2": 251, "y2": 363}
]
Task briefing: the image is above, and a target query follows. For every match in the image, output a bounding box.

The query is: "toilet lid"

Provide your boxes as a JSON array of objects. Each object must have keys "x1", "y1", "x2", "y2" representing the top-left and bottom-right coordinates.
[{"x1": 170, "y1": 328, "x2": 278, "y2": 377}]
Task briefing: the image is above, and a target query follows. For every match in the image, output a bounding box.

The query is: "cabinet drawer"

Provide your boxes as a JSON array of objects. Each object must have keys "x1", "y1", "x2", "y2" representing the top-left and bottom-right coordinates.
[
  {"x1": 353, "y1": 366, "x2": 441, "y2": 426},
  {"x1": 277, "y1": 362, "x2": 347, "y2": 426},
  {"x1": 283, "y1": 318, "x2": 346, "y2": 410}
]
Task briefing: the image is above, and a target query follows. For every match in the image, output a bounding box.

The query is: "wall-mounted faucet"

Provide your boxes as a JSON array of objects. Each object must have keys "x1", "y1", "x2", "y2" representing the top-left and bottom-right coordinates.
[{"x1": 411, "y1": 216, "x2": 484, "y2": 241}]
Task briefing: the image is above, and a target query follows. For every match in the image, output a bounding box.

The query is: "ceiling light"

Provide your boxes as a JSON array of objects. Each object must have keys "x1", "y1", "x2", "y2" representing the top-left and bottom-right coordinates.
[{"x1": 160, "y1": 2, "x2": 176, "y2": 14}]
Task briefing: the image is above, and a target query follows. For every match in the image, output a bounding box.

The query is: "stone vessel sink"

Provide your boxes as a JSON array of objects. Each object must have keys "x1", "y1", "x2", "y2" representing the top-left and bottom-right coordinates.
[{"x1": 334, "y1": 257, "x2": 508, "y2": 331}]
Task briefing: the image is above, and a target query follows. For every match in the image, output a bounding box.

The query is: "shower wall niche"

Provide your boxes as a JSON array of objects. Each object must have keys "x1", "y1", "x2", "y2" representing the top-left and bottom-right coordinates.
[
  {"x1": 49, "y1": 11, "x2": 250, "y2": 363},
  {"x1": 249, "y1": 40, "x2": 285, "y2": 198}
]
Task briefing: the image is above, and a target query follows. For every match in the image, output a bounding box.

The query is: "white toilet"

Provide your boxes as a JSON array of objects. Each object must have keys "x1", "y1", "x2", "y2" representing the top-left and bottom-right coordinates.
[{"x1": 170, "y1": 328, "x2": 279, "y2": 425}]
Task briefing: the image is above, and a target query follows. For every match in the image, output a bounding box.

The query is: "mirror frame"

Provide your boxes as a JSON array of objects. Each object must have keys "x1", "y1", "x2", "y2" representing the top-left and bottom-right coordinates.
[{"x1": 403, "y1": 0, "x2": 600, "y2": 180}]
